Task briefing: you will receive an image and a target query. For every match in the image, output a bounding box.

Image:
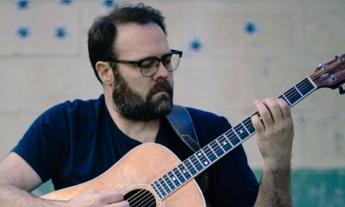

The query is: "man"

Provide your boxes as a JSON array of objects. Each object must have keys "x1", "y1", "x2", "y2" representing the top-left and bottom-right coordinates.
[{"x1": 0, "y1": 3, "x2": 293, "y2": 207}]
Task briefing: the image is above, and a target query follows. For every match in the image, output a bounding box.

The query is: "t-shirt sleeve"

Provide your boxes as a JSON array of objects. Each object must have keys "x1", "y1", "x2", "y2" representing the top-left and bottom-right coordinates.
[
  {"x1": 12, "y1": 106, "x2": 65, "y2": 183},
  {"x1": 188, "y1": 108, "x2": 259, "y2": 206}
]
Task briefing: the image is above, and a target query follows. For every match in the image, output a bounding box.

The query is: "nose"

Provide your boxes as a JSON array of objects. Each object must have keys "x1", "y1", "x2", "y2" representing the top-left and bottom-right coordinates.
[{"x1": 153, "y1": 61, "x2": 169, "y2": 80}]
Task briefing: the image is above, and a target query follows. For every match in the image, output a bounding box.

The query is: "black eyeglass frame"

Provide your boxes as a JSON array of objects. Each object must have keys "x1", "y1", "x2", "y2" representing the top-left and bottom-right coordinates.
[{"x1": 109, "y1": 49, "x2": 183, "y2": 77}]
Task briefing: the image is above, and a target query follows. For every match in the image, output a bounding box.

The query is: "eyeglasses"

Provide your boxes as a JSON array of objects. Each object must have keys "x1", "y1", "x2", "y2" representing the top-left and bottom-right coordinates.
[{"x1": 110, "y1": 49, "x2": 183, "y2": 77}]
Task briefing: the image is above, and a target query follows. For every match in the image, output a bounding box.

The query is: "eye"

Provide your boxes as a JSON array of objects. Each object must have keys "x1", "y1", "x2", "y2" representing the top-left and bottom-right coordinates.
[{"x1": 140, "y1": 58, "x2": 157, "y2": 69}]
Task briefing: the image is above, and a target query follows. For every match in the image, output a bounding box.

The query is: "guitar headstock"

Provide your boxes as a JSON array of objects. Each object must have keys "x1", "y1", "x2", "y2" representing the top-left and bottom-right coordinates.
[{"x1": 310, "y1": 54, "x2": 345, "y2": 94}]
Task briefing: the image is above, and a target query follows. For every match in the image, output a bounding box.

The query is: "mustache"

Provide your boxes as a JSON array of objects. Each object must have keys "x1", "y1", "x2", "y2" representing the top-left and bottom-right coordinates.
[{"x1": 147, "y1": 79, "x2": 173, "y2": 99}]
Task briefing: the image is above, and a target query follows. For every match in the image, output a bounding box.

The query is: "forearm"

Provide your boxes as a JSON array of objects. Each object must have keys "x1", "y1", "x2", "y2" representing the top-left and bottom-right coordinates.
[
  {"x1": 254, "y1": 165, "x2": 292, "y2": 207},
  {"x1": 0, "y1": 184, "x2": 65, "y2": 207}
]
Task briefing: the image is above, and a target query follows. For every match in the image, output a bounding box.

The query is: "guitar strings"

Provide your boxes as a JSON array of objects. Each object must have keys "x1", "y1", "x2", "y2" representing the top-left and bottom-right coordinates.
[
  {"x1": 127, "y1": 190, "x2": 156, "y2": 207},
  {"x1": 138, "y1": 197, "x2": 156, "y2": 207},
  {"x1": 129, "y1": 191, "x2": 155, "y2": 207},
  {"x1": 129, "y1": 196, "x2": 155, "y2": 207},
  {"x1": 126, "y1": 189, "x2": 158, "y2": 207},
  {"x1": 278, "y1": 78, "x2": 312, "y2": 107},
  {"x1": 126, "y1": 189, "x2": 149, "y2": 202},
  {"x1": 127, "y1": 189, "x2": 150, "y2": 204}
]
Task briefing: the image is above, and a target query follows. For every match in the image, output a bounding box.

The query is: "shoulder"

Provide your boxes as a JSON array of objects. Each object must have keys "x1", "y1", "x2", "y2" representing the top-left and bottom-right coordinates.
[
  {"x1": 39, "y1": 95, "x2": 105, "y2": 121},
  {"x1": 27, "y1": 95, "x2": 106, "y2": 136}
]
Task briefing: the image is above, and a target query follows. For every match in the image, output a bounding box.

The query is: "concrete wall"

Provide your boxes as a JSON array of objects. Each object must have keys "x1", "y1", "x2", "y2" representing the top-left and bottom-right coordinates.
[{"x1": 1, "y1": 0, "x2": 345, "y2": 206}]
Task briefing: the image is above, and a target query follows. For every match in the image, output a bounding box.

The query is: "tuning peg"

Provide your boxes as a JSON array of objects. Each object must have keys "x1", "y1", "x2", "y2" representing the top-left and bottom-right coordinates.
[
  {"x1": 338, "y1": 85, "x2": 345, "y2": 95},
  {"x1": 335, "y1": 54, "x2": 345, "y2": 62},
  {"x1": 317, "y1": 63, "x2": 325, "y2": 69}
]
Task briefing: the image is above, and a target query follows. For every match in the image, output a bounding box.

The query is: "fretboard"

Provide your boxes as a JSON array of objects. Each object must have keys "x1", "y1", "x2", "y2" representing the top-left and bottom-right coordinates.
[{"x1": 151, "y1": 77, "x2": 317, "y2": 200}]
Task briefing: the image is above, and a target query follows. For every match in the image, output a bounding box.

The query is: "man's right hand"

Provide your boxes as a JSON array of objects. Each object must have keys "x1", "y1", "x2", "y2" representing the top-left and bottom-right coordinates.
[{"x1": 66, "y1": 189, "x2": 129, "y2": 207}]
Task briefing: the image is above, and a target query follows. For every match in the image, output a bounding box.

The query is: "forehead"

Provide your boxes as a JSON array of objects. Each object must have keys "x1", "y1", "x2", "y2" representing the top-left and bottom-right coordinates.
[{"x1": 115, "y1": 23, "x2": 170, "y2": 59}]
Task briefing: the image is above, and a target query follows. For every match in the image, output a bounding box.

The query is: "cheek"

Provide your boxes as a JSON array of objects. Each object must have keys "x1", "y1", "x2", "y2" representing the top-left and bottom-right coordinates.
[
  {"x1": 118, "y1": 68, "x2": 150, "y2": 95},
  {"x1": 127, "y1": 76, "x2": 152, "y2": 97}
]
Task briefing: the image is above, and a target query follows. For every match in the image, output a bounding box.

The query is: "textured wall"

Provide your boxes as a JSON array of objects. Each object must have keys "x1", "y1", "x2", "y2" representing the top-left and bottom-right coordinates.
[{"x1": 0, "y1": 0, "x2": 345, "y2": 206}]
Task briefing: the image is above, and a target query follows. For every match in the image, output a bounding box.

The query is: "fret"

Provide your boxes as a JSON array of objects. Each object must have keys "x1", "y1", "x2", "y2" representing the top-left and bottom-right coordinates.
[
  {"x1": 234, "y1": 124, "x2": 249, "y2": 140},
  {"x1": 168, "y1": 171, "x2": 181, "y2": 187},
  {"x1": 210, "y1": 139, "x2": 225, "y2": 157},
  {"x1": 183, "y1": 159, "x2": 197, "y2": 176},
  {"x1": 241, "y1": 123, "x2": 251, "y2": 135},
  {"x1": 155, "y1": 180, "x2": 167, "y2": 197},
  {"x1": 152, "y1": 182, "x2": 163, "y2": 199},
  {"x1": 196, "y1": 150, "x2": 211, "y2": 167},
  {"x1": 307, "y1": 76, "x2": 318, "y2": 89},
  {"x1": 284, "y1": 87, "x2": 302, "y2": 105},
  {"x1": 231, "y1": 128, "x2": 241, "y2": 140},
  {"x1": 203, "y1": 145, "x2": 218, "y2": 162},
  {"x1": 243, "y1": 117, "x2": 255, "y2": 134},
  {"x1": 189, "y1": 155, "x2": 203, "y2": 171},
  {"x1": 178, "y1": 163, "x2": 192, "y2": 180},
  {"x1": 174, "y1": 166, "x2": 187, "y2": 182},
  {"x1": 225, "y1": 130, "x2": 241, "y2": 146},
  {"x1": 217, "y1": 134, "x2": 233, "y2": 151},
  {"x1": 172, "y1": 168, "x2": 186, "y2": 184},
  {"x1": 163, "y1": 174, "x2": 176, "y2": 190},
  {"x1": 297, "y1": 78, "x2": 316, "y2": 95},
  {"x1": 158, "y1": 179, "x2": 168, "y2": 196},
  {"x1": 159, "y1": 177, "x2": 172, "y2": 194},
  {"x1": 294, "y1": 86, "x2": 303, "y2": 97},
  {"x1": 175, "y1": 165, "x2": 187, "y2": 181},
  {"x1": 281, "y1": 94, "x2": 292, "y2": 106}
]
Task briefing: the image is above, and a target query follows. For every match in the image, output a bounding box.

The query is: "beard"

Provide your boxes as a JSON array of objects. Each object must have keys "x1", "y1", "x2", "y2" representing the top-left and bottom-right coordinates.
[{"x1": 112, "y1": 69, "x2": 173, "y2": 121}]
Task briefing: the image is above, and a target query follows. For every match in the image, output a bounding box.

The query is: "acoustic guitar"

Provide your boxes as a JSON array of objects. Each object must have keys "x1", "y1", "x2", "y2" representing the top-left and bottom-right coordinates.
[{"x1": 42, "y1": 54, "x2": 345, "y2": 207}]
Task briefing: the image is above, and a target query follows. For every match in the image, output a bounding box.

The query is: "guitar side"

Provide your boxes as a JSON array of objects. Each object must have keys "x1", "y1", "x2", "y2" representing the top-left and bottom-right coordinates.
[{"x1": 41, "y1": 143, "x2": 206, "y2": 207}]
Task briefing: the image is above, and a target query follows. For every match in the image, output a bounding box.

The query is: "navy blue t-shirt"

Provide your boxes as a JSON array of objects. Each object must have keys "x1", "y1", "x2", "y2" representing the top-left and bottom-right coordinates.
[{"x1": 13, "y1": 95, "x2": 258, "y2": 206}]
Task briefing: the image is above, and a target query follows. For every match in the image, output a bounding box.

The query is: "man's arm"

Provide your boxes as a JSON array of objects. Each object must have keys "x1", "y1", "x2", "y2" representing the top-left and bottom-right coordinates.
[
  {"x1": 252, "y1": 98, "x2": 294, "y2": 207},
  {"x1": 0, "y1": 152, "x2": 129, "y2": 207},
  {"x1": 0, "y1": 152, "x2": 63, "y2": 207}
]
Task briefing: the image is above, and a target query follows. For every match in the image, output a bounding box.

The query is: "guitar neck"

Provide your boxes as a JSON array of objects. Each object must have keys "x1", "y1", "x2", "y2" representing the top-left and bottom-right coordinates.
[{"x1": 151, "y1": 77, "x2": 318, "y2": 200}]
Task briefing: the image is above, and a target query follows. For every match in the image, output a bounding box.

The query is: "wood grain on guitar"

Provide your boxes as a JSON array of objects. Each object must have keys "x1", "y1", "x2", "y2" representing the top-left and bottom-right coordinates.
[
  {"x1": 41, "y1": 53, "x2": 345, "y2": 207},
  {"x1": 42, "y1": 143, "x2": 206, "y2": 207}
]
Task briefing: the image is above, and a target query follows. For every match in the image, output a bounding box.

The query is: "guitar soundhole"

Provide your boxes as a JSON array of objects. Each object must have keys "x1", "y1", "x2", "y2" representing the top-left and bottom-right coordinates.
[{"x1": 124, "y1": 189, "x2": 156, "y2": 207}]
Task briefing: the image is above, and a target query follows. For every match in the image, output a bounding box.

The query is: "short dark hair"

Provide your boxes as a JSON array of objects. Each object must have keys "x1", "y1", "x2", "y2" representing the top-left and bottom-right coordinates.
[{"x1": 87, "y1": 3, "x2": 167, "y2": 83}]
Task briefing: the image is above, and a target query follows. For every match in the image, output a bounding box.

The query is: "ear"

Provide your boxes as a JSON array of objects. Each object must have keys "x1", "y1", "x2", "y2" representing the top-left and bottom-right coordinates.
[{"x1": 95, "y1": 61, "x2": 114, "y2": 85}]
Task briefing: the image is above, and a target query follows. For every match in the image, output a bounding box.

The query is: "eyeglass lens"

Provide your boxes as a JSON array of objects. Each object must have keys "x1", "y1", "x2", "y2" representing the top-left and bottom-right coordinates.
[{"x1": 140, "y1": 53, "x2": 181, "y2": 76}]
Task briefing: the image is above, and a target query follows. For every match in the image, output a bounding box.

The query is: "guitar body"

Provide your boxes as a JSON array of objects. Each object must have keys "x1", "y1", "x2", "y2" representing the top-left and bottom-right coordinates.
[{"x1": 42, "y1": 143, "x2": 206, "y2": 207}]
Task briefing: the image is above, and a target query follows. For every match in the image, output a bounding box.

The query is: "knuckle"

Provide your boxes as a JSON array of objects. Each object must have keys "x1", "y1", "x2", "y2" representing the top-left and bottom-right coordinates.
[
  {"x1": 265, "y1": 97, "x2": 275, "y2": 105},
  {"x1": 263, "y1": 97, "x2": 273, "y2": 102}
]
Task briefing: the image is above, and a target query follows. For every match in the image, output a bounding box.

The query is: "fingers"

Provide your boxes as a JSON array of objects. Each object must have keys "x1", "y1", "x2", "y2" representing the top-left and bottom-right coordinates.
[
  {"x1": 109, "y1": 201, "x2": 130, "y2": 207},
  {"x1": 253, "y1": 98, "x2": 290, "y2": 129},
  {"x1": 276, "y1": 98, "x2": 291, "y2": 120},
  {"x1": 68, "y1": 189, "x2": 129, "y2": 207},
  {"x1": 254, "y1": 100, "x2": 273, "y2": 127},
  {"x1": 100, "y1": 191, "x2": 125, "y2": 204},
  {"x1": 251, "y1": 114, "x2": 264, "y2": 133}
]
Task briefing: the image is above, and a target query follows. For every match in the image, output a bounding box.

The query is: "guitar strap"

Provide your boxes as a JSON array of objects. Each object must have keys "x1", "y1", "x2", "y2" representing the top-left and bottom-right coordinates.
[
  {"x1": 166, "y1": 105, "x2": 210, "y2": 194},
  {"x1": 166, "y1": 105, "x2": 200, "y2": 152}
]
